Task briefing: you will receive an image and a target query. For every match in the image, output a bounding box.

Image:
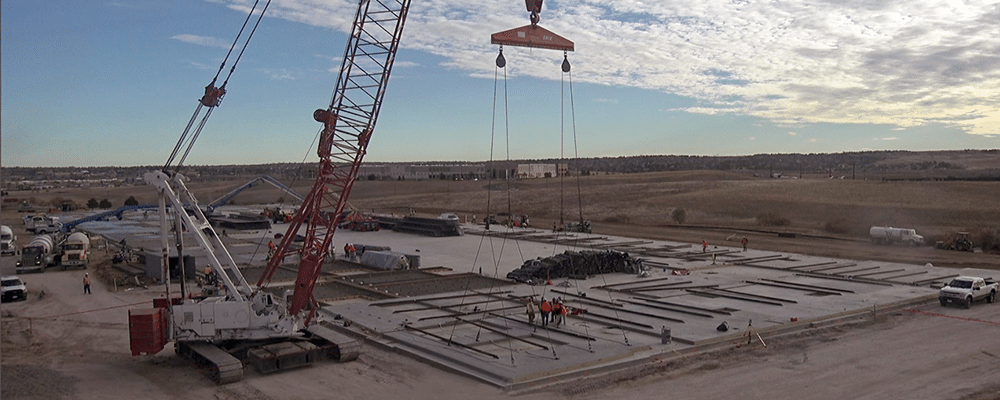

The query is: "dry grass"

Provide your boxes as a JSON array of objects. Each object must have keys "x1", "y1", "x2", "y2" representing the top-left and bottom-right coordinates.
[
  {"x1": 7, "y1": 169, "x2": 999, "y2": 243},
  {"x1": 347, "y1": 171, "x2": 1000, "y2": 240}
]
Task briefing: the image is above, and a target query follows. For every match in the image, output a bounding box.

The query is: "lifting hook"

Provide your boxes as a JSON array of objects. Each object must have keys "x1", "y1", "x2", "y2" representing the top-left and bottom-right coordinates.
[{"x1": 526, "y1": 0, "x2": 542, "y2": 25}]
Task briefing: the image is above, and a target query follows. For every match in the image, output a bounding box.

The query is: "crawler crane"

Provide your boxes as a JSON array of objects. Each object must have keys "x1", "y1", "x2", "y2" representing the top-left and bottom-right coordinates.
[{"x1": 129, "y1": 0, "x2": 411, "y2": 383}]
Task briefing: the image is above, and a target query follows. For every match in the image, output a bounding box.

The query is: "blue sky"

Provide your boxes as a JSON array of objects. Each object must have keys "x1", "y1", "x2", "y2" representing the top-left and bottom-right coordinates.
[{"x1": 3, "y1": 0, "x2": 999, "y2": 167}]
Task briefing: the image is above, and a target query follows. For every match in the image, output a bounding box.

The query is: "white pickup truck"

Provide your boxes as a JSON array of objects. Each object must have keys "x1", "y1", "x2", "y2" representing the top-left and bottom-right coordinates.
[{"x1": 939, "y1": 276, "x2": 997, "y2": 308}]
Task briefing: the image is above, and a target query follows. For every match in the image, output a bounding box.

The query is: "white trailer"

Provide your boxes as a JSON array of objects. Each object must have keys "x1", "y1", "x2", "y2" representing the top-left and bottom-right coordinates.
[{"x1": 869, "y1": 226, "x2": 924, "y2": 246}]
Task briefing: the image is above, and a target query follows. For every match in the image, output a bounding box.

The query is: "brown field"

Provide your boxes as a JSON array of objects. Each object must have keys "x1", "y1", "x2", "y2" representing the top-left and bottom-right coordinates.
[{"x1": 5, "y1": 168, "x2": 999, "y2": 270}]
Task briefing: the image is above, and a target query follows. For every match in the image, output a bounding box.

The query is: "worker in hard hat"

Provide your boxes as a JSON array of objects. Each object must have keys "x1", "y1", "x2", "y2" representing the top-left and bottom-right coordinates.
[
  {"x1": 83, "y1": 273, "x2": 91, "y2": 294},
  {"x1": 539, "y1": 298, "x2": 552, "y2": 326}
]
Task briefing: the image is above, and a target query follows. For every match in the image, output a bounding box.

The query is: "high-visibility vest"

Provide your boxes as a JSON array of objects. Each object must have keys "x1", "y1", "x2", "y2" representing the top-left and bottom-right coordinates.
[{"x1": 540, "y1": 301, "x2": 551, "y2": 313}]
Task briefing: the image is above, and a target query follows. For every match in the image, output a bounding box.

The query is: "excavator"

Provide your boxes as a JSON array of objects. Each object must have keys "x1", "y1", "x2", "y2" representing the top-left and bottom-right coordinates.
[{"x1": 130, "y1": 0, "x2": 571, "y2": 383}]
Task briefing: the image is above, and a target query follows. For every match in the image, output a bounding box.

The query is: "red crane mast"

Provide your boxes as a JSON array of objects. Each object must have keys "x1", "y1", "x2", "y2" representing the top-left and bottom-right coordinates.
[{"x1": 257, "y1": 0, "x2": 412, "y2": 319}]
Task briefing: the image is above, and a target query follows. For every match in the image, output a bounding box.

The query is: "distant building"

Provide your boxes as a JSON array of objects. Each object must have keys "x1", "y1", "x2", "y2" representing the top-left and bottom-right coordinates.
[
  {"x1": 358, "y1": 164, "x2": 486, "y2": 181},
  {"x1": 516, "y1": 163, "x2": 567, "y2": 179}
]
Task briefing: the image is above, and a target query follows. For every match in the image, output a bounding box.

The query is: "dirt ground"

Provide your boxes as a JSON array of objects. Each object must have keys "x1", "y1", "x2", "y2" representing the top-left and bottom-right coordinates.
[
  {"x1": 2, "y1": 212, "x2": 999, "y2": 399},
  {"x1": 2, "y1": 253, "x2": 999, "y2": 400}
]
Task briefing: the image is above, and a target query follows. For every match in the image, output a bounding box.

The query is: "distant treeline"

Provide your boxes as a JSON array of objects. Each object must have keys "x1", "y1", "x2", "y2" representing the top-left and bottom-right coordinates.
[{"x1": 3, "y1": 149, "x2": 998, "y2": 183}]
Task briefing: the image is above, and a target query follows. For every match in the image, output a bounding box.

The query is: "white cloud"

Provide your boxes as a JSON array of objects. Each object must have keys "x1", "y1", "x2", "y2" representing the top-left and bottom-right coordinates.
[
  {"x1": 748, "y1": 136, "x2": 756, "y2": 141},
  {"x1": 222, "y1": 0, "x2": 1000, "y2": 136},
  {"x1": 808, "y1": 138, "x2": 818, "y2": 143},
  {"x1": 684, "y1": 107, "x2": 741, "y2": 115},
  {"x1": 171, "y1": 34, "x2": 231, "y2": 49},
  {"x1": 259, "y1": 68, "x2": 296, "y2": 80},
  {"x1": 788, "y1": 132, "x2": 797, "y2": 136}
]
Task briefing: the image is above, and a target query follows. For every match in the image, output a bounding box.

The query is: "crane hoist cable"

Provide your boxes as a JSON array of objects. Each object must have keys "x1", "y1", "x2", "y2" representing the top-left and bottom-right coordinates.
[
  {"x1": 453, "y1": 2, "x2": 578, "y2": 362},
  {"x1": 448, "y1": 50, "x2": 519, "y2": 365},
  {"x1": 162, "y1": 0, "x2": 273, "y2": 173}
]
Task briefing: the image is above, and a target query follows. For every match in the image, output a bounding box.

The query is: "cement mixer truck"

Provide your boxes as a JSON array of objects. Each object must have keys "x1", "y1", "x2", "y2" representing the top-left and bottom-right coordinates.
[
  {"x1": 60, "y1": 232, "x2": 90, "y2": 270},
  {"x1": 1, "y1": 225, "x2": 16, "y2": 256},
  {"x1": 16, "y1": 234, "x2": 58, "y2": 273}
]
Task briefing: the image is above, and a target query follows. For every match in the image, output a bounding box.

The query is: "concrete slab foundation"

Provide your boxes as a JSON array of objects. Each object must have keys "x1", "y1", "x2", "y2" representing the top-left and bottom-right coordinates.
[{"x1": 64, "y1": 208, "x2": 993, "y2": 390}]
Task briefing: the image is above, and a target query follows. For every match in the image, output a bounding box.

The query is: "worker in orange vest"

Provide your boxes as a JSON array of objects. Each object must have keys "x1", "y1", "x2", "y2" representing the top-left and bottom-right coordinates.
[
  {"x1": 742, "y1": 236, "x2": 749, "y2": 251},
  {"x1": 539, "y1": 298, "x2": 552, "y2": 326},
  {"x1": 83, "y1": 273, "x2": 91, "y2": 294},
  {"x1": 552, "y1": 300, "x2": 563, "y2": 327},
  {"x1": 344, "y1": 243, "x2": 357, "y2": 260}
]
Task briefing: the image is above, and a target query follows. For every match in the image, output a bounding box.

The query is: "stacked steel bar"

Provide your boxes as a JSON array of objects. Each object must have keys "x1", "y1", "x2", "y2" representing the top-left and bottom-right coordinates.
[
  {"x1": 392, "y1": 216, "x2": 463, "y2": 237},
  {"x1": 506, "y1": 250, "x2": 642, "y2": 283}
]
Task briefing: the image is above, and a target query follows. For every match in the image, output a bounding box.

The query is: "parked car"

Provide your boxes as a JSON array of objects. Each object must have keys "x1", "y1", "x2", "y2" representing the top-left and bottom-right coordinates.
[{"x1": 1, "y1": 276, "x2": 27, "y2": 302}]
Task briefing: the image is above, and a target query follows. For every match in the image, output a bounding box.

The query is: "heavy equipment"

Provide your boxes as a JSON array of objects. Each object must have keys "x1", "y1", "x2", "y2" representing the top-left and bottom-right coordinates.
[
  {"x1": 16, "y1": 234, "x2": 57, "y2": 273},
  {"x1": 129, "y1": 0, "x2": 411, "y2": 383},
  {"x1": 59, "y1": 232, "x2": 90, "y2": 270},
  {"x1": 0, "y1": 225, "x2": 15, "y2": 255},
  {"x1": 935, "y1": 231, "x2": 974, "y2": 252}
]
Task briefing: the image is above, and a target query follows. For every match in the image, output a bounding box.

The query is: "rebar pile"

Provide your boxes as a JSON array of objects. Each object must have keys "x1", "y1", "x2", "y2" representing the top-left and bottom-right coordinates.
[{"x1": 506, "y1": 250, "x2": 642, "y2": 283}]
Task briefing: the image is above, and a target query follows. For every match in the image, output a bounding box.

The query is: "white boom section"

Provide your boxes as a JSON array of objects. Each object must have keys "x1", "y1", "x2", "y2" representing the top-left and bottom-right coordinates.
[{"x1": 145, "y1": 170, "x2": 300, "y2": 341}]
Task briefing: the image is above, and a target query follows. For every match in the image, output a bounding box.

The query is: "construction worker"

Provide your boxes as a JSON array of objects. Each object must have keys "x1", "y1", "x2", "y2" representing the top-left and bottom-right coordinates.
[
  {"x1": 204, "y1": 267, "x2": 219, "y2": 287},
  {"x1": 702, "y1": 240, "x2": 708, "y2": 253},
  {"x1": 741, "y1": 236, "x2": 749, "y2": 251},
  {"x1": 344, "y1": 243, "x2": 356, "y2": 260},
  {"x1": 526, "y1": 299, "x2": 535, "y2": 325},
  {"x1": 267, "y1": 240, "x2": 277, "y2": 261},
  {"x1": 83, "y1": 273, "x2": 91, "y2": 294},
  {"x1": 552, "y1": 299, "x2": 564, "y2": 327},
  {"x1": 540, "y1": 298, "x2": 552, "y2": 326}
]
